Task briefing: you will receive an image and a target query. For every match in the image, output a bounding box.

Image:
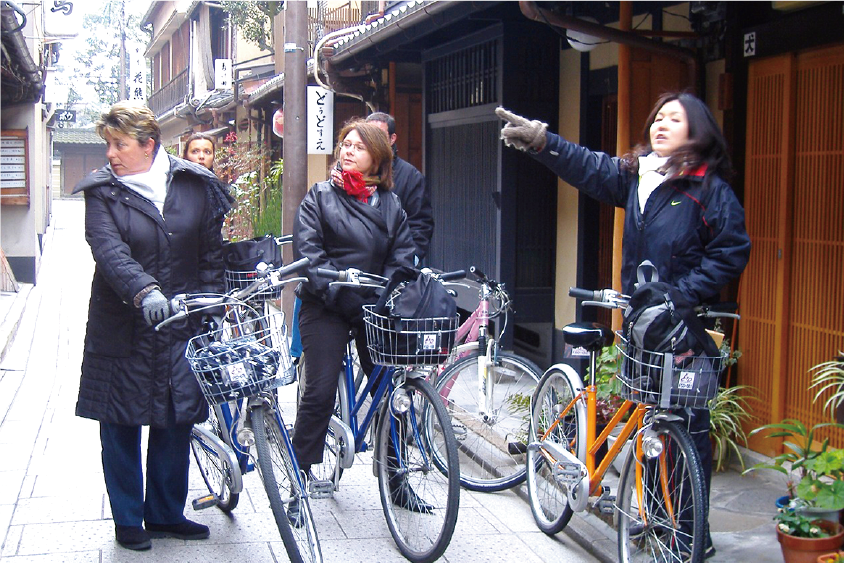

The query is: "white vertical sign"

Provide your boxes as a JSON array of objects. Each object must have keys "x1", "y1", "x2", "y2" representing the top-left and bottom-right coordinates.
[
  {"x1": 307, "y1": 86, "x2": 334, "y2": 155},
  {"x1": 215, "y1": 59, "x2": 232, "y2": 90},
  {"x1": 128, "y1": 44, "x2": 146, "y2": 103}
]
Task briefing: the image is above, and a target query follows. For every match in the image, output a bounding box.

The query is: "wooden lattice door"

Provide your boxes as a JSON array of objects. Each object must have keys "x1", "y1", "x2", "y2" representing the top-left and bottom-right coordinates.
[{"x1": 740, "y1": 44, "x2": 844, "y2": 455}]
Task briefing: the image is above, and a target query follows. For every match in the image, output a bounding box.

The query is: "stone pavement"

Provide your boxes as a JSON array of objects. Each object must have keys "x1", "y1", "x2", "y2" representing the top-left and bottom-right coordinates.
[{"x1": 0, "y1": 199, "x2": 596, "y2": 563}]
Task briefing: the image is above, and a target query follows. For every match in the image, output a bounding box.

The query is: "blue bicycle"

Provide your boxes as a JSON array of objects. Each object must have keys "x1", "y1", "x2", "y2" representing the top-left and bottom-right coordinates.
[
  {"x1": 306, "y1": 267, "x2": 463, "y2": 563},
  {"x1": 159, "y1": 258, "x2": 322, "y2": 563}
]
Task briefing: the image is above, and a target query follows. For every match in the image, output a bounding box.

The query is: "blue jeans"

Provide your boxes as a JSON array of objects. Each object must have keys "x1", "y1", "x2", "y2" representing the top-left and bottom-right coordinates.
[{"x1": 100, "y1": 422, "x2": 192, "y2": 527}]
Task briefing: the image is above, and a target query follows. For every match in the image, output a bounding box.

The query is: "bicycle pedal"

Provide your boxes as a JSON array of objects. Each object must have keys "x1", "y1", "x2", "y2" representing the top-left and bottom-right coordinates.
[
  {"x1": 597, "y1": 497, "x2": 616, "y2": 514},
  {"x1": 308, "y1": 479, "x2": 335, "y2": 499},
  {"x1": 191, "y1": 494, "x2": 218, "y2": 510},
  {"x1": 451, "y1": 423, "x2": 467, "y2": 440}
]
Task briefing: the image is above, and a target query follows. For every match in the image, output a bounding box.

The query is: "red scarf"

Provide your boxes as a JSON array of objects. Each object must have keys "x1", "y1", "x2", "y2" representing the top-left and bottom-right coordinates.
[{"x1": 341, "y1": 169, "x2": 377, "y2": 202}]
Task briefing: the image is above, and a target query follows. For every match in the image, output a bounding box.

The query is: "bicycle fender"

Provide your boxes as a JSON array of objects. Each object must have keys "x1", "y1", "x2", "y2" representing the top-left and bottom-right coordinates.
[{"x1": 191, "y1": 425, "x2": 244, "y2": 494}]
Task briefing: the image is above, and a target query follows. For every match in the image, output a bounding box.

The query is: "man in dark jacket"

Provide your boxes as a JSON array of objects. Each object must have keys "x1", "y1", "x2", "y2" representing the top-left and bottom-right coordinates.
[
  {"x1": 365, "y1": 112, "x2": 434, "y2": 262},
  {"x1": 74, "y1": 102, "x2": 233, "y2": 551}
]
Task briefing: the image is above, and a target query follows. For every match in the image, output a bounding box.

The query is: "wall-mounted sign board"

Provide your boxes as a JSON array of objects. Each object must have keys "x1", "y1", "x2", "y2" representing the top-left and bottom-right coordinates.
[{"x1": 1, "y1": 130, "x2": 30, "y2": 206}]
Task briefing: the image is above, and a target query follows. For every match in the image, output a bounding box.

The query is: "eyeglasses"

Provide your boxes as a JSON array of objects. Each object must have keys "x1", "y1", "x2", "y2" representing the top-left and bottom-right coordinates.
[{"x1": 340, "y1": 141, "x2": 368, "y2": 153}]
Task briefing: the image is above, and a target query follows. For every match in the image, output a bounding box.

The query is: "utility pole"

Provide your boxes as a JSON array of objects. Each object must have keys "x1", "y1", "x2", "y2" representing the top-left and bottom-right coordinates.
[
  {"x1": 118, "y1": 0, "x2": 126, "y2": 100},
  {"x1": 281, "y1": 1, "x2": 308, "y2": 318}
]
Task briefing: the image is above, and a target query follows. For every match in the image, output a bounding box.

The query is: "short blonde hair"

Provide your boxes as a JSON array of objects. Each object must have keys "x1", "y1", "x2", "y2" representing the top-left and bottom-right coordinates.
[{"x1": 96, "y1": 102, "x2": 161, "y2": 151}]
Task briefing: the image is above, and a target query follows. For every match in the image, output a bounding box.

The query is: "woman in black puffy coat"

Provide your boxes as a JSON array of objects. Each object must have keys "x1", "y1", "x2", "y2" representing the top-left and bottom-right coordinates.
[
  {"x1": 73, "y1": 102, "x2": 233, "y2": 551},
  {"x1": 292, "y1": 120, "x2": 416, "y2": 519},
  {"x1": 497, "y1": 93, "x2": 751, "y2": 560}
]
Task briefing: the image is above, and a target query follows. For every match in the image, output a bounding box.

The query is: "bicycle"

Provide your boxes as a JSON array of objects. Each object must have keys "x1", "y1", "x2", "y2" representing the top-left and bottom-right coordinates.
[
  {"x1": 308, "y1": 267, "x2": 463, "y2": 563},
  {"x1": 158, "y1": 257, "x2": 322, "y2": 563},
  {"x1": 431, "y1": 266, "x2": 543, "y2": 492},
  {"x1": 525, "y1": 286, "x2": 739, "y2": 563}
]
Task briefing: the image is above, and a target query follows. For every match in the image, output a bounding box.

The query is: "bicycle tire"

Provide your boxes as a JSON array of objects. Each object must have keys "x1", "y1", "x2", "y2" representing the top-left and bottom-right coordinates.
[
  {"x1": 190, "y1": 406, "x2": 239, "y2": 512},
  {"x1": 617, "y1": 419, "x2": 706, "y2": 563},
  {"x1": 252, "y1": 405, "x2": 322, "y2": 563},
  {"x1": 434, "y1": 350, "x2": 542, "y2": 491},
  {"x1": 375, "y1": 377, "x2": 460, "y2": 563},
  {"x1": 526, "y1": 365, "x2": 586, "y2": 534}
]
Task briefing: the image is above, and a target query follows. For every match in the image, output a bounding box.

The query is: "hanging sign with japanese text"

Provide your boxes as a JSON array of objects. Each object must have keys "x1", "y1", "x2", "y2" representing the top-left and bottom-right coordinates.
[
  {"x1": 128, "y1": 44, "x2": 146, "y2": 103},
  {"x1": 307, "y1": 86, "x2": 334, "y2": 155}
]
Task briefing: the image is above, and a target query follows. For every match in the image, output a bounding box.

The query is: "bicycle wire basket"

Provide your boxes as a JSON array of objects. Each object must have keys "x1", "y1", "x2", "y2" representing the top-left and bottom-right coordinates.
[
  {"x1": 186, "y1": 312, "x2": 295, "y2": 404},
  {"x1": 363, "y1": 304, "x2": 459, "y2": 366},
  {"x1": 615, "y1": 331, "x2": 725, "y2": 409},
  {"x1": 224, "y1": 269, "x2": 283, "y2": 301}
]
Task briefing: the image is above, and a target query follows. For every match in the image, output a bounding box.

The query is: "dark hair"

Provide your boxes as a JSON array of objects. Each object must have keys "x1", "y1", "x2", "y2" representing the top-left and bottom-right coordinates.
[
  {"x1": 182, "y1": 132, "x2": 216, "y2": 158},
  {"x1": 623, "y1": 92, "x2": 732, "y2": 182},
  {"x1": 334, "y1": 120, "x2": 393, "y2": 189},
  {"x1": 365, "y1": 111, "x2": 396, "y2": 136}
]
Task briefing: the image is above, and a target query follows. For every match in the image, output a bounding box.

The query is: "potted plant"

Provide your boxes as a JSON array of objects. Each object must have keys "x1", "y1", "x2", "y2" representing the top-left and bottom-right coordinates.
[
  {"x1": 708, "y1": 385, "x2": 755, "y2": 471},
  {"x1": 775, "y1": 510, "x2": 844, "y2": 563},
  {"x1": 588, "y1": 344, "x2": 628, "y2": 469},
  {"x1": 817, "y1": 551, "x2": 844, "y2": 563},
  {"x1": 809, "y1": 353, "x2": 844, "y2": 423},
  {"x1": 746, "y1": 419, "x2": 844, "y2": 522}
]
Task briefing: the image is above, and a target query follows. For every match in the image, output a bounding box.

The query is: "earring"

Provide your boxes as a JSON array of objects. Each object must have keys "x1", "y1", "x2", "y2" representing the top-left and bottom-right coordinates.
[{"x1": 145, "y1": 153, "x2": 149, "y2": 158}]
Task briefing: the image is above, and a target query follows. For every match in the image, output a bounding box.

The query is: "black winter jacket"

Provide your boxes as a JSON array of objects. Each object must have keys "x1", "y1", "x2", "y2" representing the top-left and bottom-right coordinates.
[
  {"x1": 73, "y1": 157, "x2": 233, "y2": 427},
  {"x1": 391, "y1": 156, "x2": 434, "y2": 260},
  {"x1": 293, "y1": 180, "x2": 415, "y2": 316},
  {"x1": 534, "y1": 133, "x2": 751, "y2": 305}
]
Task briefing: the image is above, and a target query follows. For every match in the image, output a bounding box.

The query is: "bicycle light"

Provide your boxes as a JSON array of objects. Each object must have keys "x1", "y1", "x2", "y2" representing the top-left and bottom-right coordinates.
[
  {"x1": 391, "y1": 388, "x2": 412, "y2": 414},
  {"x1": 236, "y1": 418, "x2": 255, "y2": 447},
  {"x1": 641, "y1": 428, "x2": 664, "y2": 459}
]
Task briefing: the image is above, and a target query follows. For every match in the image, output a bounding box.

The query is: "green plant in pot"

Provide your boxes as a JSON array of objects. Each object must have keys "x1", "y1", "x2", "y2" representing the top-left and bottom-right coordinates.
[
  {"x1": 588, "y1": 343, "x2": 624, "y2": 426},
  {"x1": 809, "y1": 353, "x2": 844, "y2": 423},
  {"x1": 774, "y1": 509, "x2": 844, "y2": 563},
  {"x1": 746, "y1": 419, "x2": 844, "y2": 522},
  {"x1": 708, "y1": 385, "x2": 755, "y2": 471}
]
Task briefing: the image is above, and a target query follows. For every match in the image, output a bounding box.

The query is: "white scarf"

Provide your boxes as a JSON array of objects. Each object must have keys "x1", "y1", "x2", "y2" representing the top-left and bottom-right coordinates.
[
  {"x1": 637, "y1": 153, "x2": 669, "y2": 213},
  {"x1": 113, "y1": 146, "x2": 170, "y2": 216}
]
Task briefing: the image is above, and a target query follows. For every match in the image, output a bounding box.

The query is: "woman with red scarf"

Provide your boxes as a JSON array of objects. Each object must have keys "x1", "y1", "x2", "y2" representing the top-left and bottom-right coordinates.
[{"x1": 290, "y1": 120, "x2": 415, "y2": 521}]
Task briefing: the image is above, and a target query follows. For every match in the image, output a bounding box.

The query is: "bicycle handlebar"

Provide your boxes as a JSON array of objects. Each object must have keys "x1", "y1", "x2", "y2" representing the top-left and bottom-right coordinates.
[
  {"x1": 156, "y1": 257, "x2": 310, "y2": 330},
  {"x1": 569, "y1": 286, "x2": 741, "y2": 319}
]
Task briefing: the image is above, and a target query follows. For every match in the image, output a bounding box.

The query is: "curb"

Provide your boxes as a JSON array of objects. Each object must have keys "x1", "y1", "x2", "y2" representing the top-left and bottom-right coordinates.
[{"x1": 0, "y1": 284, "x2": 32, "y2": 363}]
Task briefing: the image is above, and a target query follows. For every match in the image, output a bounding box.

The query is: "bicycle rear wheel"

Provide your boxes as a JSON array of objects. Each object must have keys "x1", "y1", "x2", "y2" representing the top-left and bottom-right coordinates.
[
  {"x1": 190, "y1": 405, "x2": 239, "y2": 512},
  {"x1": 617, "y1": 419, "x2": 706, "y2": 563},
  {"x1": 252, "y1": 404, "x2": 322, "y2": 563},
  {"x1": 434, "y1": 350, "x2": 541, "y2": 491},
  {"x1": 375, "y1": 377, "x2": 460, "y2": 563},
  {"x1": 525, "y1": 365, "x2": 585, "y2": 534}
]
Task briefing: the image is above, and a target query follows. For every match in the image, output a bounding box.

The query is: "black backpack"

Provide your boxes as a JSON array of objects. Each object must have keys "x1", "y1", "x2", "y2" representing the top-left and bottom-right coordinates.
[
  {"x1": 222, "y1": 234, "x2": 282, "y2": 272},
  {"x1": 621, "y1": 262, "x2": 722, "y2": 408},
  {"x1": 369, "y1": 267, "x2": 457, "y2": 365}
]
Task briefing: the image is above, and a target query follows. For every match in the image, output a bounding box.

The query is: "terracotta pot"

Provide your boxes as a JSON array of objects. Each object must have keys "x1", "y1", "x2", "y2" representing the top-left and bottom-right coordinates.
[{"x1": 778, "y1": 521, "x2": 844, "y2": 563}]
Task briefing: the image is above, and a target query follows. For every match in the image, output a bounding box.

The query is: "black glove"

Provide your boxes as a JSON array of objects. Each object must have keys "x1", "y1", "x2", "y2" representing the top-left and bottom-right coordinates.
[
  {"x1": 495, "y1": 107, "x2": 548, "y2": 153},
  {"x1": 336, "y1": 289, "x2": 368, "y2": 324},
  {"x1": 141, "y1": 289, "x2": 171, "y2": 327}
]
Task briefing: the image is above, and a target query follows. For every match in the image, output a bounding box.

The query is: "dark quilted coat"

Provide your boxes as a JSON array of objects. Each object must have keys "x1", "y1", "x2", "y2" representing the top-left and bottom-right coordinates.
[{"x1": 73, "y1": 156, "x2": 233, "y2": 427}]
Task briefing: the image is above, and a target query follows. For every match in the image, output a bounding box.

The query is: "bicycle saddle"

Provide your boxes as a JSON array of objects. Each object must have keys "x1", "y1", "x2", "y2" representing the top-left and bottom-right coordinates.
[{"x1": 562, "y1": 322, "x2": 614, "y2": 352}]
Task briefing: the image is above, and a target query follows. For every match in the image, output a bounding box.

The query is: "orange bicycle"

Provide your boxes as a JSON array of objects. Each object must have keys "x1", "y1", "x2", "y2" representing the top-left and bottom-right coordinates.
[{"x1": 526, "y1": 286, "x2": 738, "y2": 563}]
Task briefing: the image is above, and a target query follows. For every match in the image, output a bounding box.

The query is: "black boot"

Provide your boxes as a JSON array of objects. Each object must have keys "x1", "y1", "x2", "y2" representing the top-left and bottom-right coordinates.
[{"x1": 386, "y1": 432, "x2": 433, "y2": 514}]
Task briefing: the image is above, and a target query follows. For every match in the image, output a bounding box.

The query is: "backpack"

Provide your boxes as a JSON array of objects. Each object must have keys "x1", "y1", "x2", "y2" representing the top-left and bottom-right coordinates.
[
  {"x1": 222, "y1": 234, "x2": 283, "y2": 272},
  {"x1": 621, "y1": 261, "x2": 722, "y2": 408},
  {"x1": 368, "y1": 267, "x2": 458, "y2": 365}
]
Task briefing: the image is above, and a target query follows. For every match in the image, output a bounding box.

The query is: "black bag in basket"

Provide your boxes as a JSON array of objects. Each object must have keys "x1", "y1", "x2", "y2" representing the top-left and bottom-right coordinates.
[
  {"x1": 622, "y1": 262, "x2": 721, "y2": 407},
  {"x1": 373, "y1": 267, "x2": 457, "y2": 363},
  {"x1": 222, "y1": 234, "x2": 282, "y2": 272}
]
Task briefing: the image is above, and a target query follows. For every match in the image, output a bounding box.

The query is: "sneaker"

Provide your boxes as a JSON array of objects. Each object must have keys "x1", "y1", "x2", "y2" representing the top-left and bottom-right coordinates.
[
  {"x1": 145, "y1": 519, "x2": 210, "y2": 540},
  {"x1": 115, "y1": 525, "x2": 151, "y2": 551}
]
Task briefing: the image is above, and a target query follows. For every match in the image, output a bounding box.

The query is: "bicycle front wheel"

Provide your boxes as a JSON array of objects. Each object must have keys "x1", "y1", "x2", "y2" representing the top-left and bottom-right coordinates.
[
  {"x1": 190, "y1": 406, "x2": 239, "y2": 512},
  {"x1": 375, "y1": 377, "x2": 460, "y2": 563},
  {"x1": 434, "y1": 350, "x2": 542, "y2": 491},
  {"x1": 617, "y1": 419, "x2": 706, "y2": 563},
  {"x1": 252, "y1": 405, "x2": 322, "y2": 563},
  {"x1": 526, "y1": 365, "x2": 585, "y2": 534}
]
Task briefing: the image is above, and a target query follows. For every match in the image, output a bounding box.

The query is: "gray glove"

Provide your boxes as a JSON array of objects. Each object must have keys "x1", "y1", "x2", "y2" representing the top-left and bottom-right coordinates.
[
  {"x1": 495, "y1": 107, "x2": 548, "y2": 153},
  {"x1": 140, "y1": 289, "x2": 171, "y2": 327}
]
